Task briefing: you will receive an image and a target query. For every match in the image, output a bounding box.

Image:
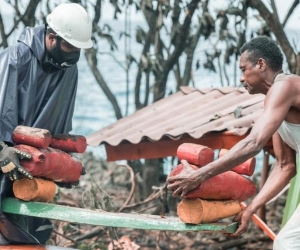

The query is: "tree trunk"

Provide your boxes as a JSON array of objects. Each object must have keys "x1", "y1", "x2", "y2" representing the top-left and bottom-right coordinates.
[
  {"x1": 84, "y1": 49, "x2": 123, "y2": 120},
  {"x1": 248, "y1": 0, "x2": 298, "y2": 73}
]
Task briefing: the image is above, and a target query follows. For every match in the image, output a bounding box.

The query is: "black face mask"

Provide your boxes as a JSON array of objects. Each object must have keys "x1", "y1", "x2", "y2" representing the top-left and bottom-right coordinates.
[{"x1": 42, "y1": 36, "x2": 80, "y2": 73}]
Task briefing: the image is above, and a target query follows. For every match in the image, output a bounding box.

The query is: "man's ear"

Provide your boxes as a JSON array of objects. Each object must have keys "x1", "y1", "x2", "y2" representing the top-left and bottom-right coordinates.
[
  {"x1": 257, "y1": 58, "x2": 266, "y2": 71},
  {"x1": 47, "y1": 33, "x2": 58, "y2": 49},
  {"x1": 48, "y1": 33, "x2": 56, "y2": 41}
]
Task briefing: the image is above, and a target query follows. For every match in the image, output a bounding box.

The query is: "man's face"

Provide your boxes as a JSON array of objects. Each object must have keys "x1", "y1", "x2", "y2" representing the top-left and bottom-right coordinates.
[
  {"x1": 239, "y1": 51, "x2": 263, "y2": 95},
  {"x1": 47, "y1": 33, "x2": 81, "y2": 68},
  {"x1": 48, "y1": 33, "x2": 80, "y2": 52},
  {"x1": 59, "y1": 38, "x2": 80, "y2": 53}
]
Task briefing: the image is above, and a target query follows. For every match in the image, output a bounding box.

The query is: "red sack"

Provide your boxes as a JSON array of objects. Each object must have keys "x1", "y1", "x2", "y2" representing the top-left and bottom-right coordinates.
[
  {"x1": 13, "y1": 125, "x2": 52, "y2": 149},
  {"x1": 177, "y1": 143, "x2": 214, "y2": 166},
  {"x1": 169, "y1": 163, "x2": 256, "y2": 202},
  {"x1": 14, "y1": 144, "x2": 84, "y2": 183},
  {"x1": 218, "y1": 149, "x2": 256, "y2": 176},
  {"x1": 50, "y1": 134, "x2": 87, "y2": 153}
]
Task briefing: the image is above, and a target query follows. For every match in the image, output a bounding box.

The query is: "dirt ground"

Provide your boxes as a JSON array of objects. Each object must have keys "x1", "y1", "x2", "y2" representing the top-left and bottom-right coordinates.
[{"x1": 48, "y1": 152, "x2": 285, "y2": 250}]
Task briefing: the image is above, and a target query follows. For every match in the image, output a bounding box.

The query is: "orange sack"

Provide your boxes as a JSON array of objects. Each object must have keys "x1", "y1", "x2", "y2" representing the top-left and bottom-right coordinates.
[
  {"x1": 12, "y1": 125, "x2": 52, "y2": 149},
  {"x1": 177, "y1": 198, "x2": 242, "y2": 224},
  {"x1": 14, "y1": 144, "x2": 84, "y2": 183},
  {"x1": 169, "y1": 164, "x2": 256, "y2": 202},
  {"x1": 177, "y1": 143, "x2": 215, "y2": 166},
  {"x1": 13, "y1": 177, "x2": 56, "y2": 202},
  {"x1": 219, "y1": 148, "x2": 256, "y2": 176},
  {"x1": 50, "y1": 134, "x2": 87, "y2": 153}
]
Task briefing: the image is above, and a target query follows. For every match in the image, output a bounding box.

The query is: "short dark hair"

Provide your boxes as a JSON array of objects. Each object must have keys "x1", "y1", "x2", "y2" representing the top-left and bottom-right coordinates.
[
  {"x1": 45, "y1": 25, "x2": 56, "y2": 35},
  {"x1": 240, "y1": 36, "x2": 283, "y2": 72}
]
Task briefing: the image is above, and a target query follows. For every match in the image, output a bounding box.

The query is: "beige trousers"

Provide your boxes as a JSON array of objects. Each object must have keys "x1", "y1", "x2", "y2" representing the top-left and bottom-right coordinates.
[{"x1": 273, "y1": 203, "x2": 300, "y2": 250}]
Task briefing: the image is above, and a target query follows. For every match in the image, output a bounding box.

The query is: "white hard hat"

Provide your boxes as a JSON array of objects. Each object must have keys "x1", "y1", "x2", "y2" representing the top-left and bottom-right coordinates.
[{"x1": 47, "y1": 3, "x2": 93, "y2": 49}]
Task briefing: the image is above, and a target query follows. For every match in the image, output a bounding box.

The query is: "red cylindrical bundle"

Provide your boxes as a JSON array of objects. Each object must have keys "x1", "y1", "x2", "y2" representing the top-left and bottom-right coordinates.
[
  {"x1": 50, "y1": 134, "x2": 87, "y2": 153},
  {"x1": 169, "y1": 162, "x2": 199, "y2": 176},
  {"x1": 218, "y1": 149, "x2": 256, "y2": 176},
  {"x1": 177, "y1": 143, "x2": 215, "y2": 166},
  {"x1": 186, "y1": 171, "x2": 256, "y2": 201},
  {"x1": 169, "y1": 163, "x2": 256, "y2": 202},
  {"x1": 177, "y1": 199, "x2": 242, "y2": 224},
  {"x1": 13, "y1": 178, "x2": 57, "y2": 202},
  {"x1": 12, "y1": 125, "x2": 52, "y2": 149},
  {"x1": 15, "y1": 144, "x2": 83, "y2": 183}
]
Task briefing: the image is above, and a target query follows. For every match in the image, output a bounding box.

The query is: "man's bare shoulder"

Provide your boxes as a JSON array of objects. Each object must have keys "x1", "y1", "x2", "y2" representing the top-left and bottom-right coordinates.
[
  {"x1": 266, "y1": 73, "x2": 300, "y2": 105},
  {"x1": 271, "y1": 74, "x2": 300, "y2": 93},
  {"x1": 275, "y1": 73, "x2": 300, "y2": 83},
  {"x1": 270, "y1": 73, "x2": 300, "y2": 122}
]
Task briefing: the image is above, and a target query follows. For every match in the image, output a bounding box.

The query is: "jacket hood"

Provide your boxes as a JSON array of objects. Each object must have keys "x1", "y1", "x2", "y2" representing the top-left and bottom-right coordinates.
[{"x1": 17, "y1": 25, "x2": 45, "y2": 62}]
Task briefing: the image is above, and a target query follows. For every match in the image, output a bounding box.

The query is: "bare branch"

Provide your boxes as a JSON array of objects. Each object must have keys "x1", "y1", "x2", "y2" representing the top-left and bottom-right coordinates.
[
  {"x1": 0, "y1": 12, "x2": 8, "y2": 48},
  {"x1": 84, "y1": 48, "x2": 123, "y2": 120},
  {"x1": 117, "y1": 164, "x2": 136, "y2": 212},
  {"x1": 282, "y1": 0, "x2": 299, "y2": 28}
]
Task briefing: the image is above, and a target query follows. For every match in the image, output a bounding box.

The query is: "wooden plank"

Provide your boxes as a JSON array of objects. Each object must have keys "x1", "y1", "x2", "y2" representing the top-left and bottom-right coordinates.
[{"x1": 2, "y1": 198, "x2": 237, "y2": 233}]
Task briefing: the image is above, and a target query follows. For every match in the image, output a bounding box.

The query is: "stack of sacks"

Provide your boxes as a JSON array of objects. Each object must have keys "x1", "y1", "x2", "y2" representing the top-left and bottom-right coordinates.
[
  {"x1": 11, "y1": 125, "x2": 87, "y2": 202},
  {"x1": 169, "y1": 143, "x2": 256, "y2": 224}
]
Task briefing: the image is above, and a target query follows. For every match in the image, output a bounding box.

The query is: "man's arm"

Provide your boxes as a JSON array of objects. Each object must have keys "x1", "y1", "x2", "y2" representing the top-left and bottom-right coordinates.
[{"x1": 232, "y1": 132, "x2": 296, "y2": 236}]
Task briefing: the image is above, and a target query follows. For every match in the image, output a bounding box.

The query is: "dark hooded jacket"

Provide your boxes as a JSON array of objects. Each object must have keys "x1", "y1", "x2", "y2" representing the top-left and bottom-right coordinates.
[
  {"x1": 0, "y1": 25, "x2": 78, "y2": 142},
  {"x1": 0, "y1": 25, "x2": 79, "y2": 244}
]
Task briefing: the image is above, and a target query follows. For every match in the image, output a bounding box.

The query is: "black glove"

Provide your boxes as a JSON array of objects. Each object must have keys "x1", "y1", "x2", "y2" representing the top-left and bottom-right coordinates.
[
  {"x1": 55, "y1": 180, "x2": 80, "y2": 189},
  {"x1": 0, "y1": 141, "x2": 33, "y2": 181}
]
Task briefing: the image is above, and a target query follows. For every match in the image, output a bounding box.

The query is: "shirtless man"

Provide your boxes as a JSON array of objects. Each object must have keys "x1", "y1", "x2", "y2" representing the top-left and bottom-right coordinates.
[{"x1": 167, "y1": 35, "x2": 300, "y2": 250}]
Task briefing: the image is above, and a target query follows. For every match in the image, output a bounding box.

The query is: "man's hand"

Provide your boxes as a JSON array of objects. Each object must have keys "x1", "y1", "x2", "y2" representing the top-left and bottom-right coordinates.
[
  {"x1": 166, "y1": 160, "x2": 202, "y2": 198},
  {"x1": 230, "y1": 206, "x2": 253, "y2": 237},
  {"x1": 0, "y1": 141, "x2": 33, "y2": 181}
]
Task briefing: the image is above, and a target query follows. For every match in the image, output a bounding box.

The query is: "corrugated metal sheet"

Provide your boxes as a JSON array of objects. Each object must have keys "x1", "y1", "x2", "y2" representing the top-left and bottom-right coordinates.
[{"x1": 87, "y1": 86, "x2": 265, "y2": 147}]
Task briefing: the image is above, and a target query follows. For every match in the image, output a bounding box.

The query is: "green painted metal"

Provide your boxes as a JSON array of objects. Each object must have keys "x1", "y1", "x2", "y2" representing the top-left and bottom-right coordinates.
[
  {"x1": 281, "y1": 156, "x2": 300, "y2": 227},
  {"x1": 46, "y1": 246, "x2": 77, "y2": 250},
  {"x1": 2, "y1": 198, "x2": 237, "y2": 233},
  {"x1": 0, "y1": 245, "x2": 77, "y2": 249}
]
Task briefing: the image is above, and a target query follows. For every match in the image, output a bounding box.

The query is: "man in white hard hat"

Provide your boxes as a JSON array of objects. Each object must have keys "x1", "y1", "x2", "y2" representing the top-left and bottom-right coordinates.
[
  {"x1": 43, "y1": 2, "x2": 93, "y2": 72},
  {"x1": 0, "y1": 3, "x2": 92, "y2": 245}
]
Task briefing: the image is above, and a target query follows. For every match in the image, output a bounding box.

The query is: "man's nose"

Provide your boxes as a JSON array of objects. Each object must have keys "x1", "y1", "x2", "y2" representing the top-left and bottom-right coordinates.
[{"x1": 240, "y1": 75, "x2": 245, "y2": 84}]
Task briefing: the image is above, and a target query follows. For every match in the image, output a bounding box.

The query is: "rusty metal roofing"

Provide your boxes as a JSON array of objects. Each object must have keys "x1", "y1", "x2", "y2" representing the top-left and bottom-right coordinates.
[{"x1": 87, "y1": 86, "x2": 265, "y2": 148}]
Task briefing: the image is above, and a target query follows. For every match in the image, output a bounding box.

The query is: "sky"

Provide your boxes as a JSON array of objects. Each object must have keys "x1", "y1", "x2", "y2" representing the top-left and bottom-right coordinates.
[
  {"x1": 103, "y1": 0, "x2": 300, "y2": 29},
  {"x1": 0, "y1": 0, "x2": 299, "y2": 29}
]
